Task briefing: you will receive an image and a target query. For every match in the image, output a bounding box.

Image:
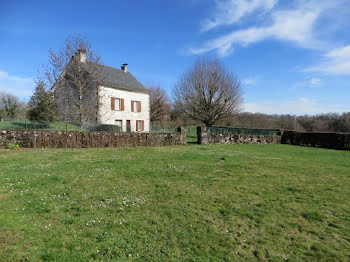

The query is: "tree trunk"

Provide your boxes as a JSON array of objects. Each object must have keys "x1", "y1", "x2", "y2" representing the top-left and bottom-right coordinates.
[{"x1": 79, "y1": 87, "x2": 83, "y2": 131}]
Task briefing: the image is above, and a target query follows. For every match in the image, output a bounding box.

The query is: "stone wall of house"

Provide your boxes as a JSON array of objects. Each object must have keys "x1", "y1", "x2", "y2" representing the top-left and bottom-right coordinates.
[
  {"x1": 0, "y1": 128, "x2": 186, "y2": 149},
  {"x1": 98, "y1": 86, "x2": 151, "y2": 132},
  {"x1": 197, "y1": 126, "x2": 281, "y2": 145},
  {"x1": 281, "y1": 131, "x2": 350, "y2": 150}
]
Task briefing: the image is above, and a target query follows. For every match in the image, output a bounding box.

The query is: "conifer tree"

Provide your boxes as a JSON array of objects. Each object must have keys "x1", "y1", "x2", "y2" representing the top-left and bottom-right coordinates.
[{"x1": 27, "y1": 80, "x2": 57, "y2": 127}]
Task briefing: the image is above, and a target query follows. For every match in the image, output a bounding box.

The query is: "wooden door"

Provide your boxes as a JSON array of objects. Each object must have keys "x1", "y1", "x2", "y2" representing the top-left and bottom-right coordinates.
[{"x1": 126, "y1": 120, "x2": 131, "y2": 132}]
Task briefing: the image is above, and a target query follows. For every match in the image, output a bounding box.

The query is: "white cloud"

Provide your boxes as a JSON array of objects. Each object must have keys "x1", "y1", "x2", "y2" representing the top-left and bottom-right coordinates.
[
  {"x1": 191, "y1": 4, "x2": 323, "y2": 56},
  {"x1": 304, "y1": 45, "x2": 350, "y2": 75},
  {"x1": 242, "y1": 76, "x2": 259, "y2": 86},
  {"x1": 201, "y1": 0, "x2": 278, "y2": 32},
  {"x1": 244, "y1": 97, "x2": 349, "y2": 115},
  {"x1": 190, "y1": 0, "x2": 346, "y2": 56},
  {"x1": 292, "y1": 77, "x2": 322, "y2": 89},
  {"x1": 310, "y1": 78, "x2": 321, "y2": 86},
  {"x1": 0, "y1": 70, "x2": 34, "y2": 98}
]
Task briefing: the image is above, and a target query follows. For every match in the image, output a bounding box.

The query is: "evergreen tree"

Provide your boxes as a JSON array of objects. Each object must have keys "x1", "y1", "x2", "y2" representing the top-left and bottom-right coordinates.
[{"x1": 27, "y1": 80, "x2": 57, "y2": 127}]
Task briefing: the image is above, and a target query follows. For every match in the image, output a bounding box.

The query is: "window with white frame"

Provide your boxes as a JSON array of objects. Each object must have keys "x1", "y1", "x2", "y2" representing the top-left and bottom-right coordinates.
[
  {"x1": 131, "y1": 100, "x2": 141, "y2": 112},
  {"x1": 111, "y1": 97, "x2": 124, "y2": 111},
  {"x1": 136, "y1": 120, "x2": 144, "y2": 131},
  {"x1": 115, "y1": 120, "x2": 122, "y2": 131},
  {"x1": 115, "y1": 98, "x2": 120, "y2": 110}
]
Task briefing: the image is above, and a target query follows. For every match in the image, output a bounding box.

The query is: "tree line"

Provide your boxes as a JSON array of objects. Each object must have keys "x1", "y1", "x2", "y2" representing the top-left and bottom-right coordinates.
[
  {"x1": 2, "y1": 90, "x2": 350, "y2": 133},
  {"x1": 1, "y1": 34, "x2": 349, "y2": 134}
]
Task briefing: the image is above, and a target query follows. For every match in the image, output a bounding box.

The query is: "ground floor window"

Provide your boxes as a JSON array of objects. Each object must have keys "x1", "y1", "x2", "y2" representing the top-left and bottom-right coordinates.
[
  {"x1": 115, "y1": 120, "x2": 122, "y2": 131},
  {"x1": 136, "y1": 120, "x2": 144, "y2": 131}
]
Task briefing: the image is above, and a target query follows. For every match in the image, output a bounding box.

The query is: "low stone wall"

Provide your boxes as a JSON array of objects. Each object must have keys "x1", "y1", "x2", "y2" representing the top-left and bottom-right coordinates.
[
  {"x1": 281, "y1": 131, "x2": 350, "y2": 150},
  {"x1": 197, "y1": 126, "x2": 281, "y2": 145},
  {"x1": 0, "y1": 128, "x2": 186, "y2": 149}
]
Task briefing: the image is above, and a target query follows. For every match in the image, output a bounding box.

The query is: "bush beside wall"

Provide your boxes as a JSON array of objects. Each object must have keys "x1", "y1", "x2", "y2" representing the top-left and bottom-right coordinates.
[
  {"x1": 281, "y1": 131, "x2": 350, "y2": 150},
  {"x1": 0, "y1": 129, "x2": 186, "y2": 149}
]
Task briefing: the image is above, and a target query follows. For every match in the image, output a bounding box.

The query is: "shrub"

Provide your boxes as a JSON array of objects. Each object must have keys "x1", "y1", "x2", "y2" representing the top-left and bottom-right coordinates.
[
  {"x1": 7, "y1": 142, "x2": 19, "y2": 149},
  {"x1": 93, "y1": 124, "x2": 121, "y2": 132}
]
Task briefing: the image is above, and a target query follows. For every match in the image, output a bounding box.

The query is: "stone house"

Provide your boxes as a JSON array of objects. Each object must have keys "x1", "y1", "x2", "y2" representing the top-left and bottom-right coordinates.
[{"x1": 53, "y1": 50, "x2": 150, "y2": 132}]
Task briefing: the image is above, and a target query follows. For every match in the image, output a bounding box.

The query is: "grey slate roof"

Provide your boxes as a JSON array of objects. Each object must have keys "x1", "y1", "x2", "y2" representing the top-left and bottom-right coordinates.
[{"x1": 85, "y1": 61, "x2": 149, "y2": 94}]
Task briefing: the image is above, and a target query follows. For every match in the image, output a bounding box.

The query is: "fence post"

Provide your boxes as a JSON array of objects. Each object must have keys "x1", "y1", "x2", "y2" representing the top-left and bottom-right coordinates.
[{"x1": 65, "y1": 122, "x2": 68, "y2": 148}]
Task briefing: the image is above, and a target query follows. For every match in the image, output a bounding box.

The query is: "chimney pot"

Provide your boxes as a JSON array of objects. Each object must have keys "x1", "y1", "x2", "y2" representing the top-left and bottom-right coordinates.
[
  {"x1": 77, "y1": 49, "x2": 87, "y2": 63},
  {"x1": 121, "y1": 63, "x2": 128, "y2": 73}
]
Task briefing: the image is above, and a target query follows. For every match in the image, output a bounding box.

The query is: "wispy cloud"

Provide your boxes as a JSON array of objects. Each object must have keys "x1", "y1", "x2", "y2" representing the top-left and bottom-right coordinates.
[
  {"x1": 292, "y1": 77, "x2": 323, "y2": 89},
  {"x1": 304, "y1": 45, "x2": 350, "y2": 75},
  {"x1": 0, "y1": 70, "x2": 34, "y2": 98},
  {"x1": 242, "y1": 75, "x2": 259, "y2": 86},
  {"x1": 310, "y1": 78, "x2": 321, "y2": 86},
  {"x1": 201, "y1": 0, "x2": 278, "y2": 32},
  {"x1": 190, "y1": 0, "x2": 344, "y2": 56},
  {"x1": 245, "y1": 97, "x2": 349, "y2": 115}
]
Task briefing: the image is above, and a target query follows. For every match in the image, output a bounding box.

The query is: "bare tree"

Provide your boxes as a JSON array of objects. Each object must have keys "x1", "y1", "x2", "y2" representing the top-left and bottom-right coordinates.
[
  {"x1": 174, "y1": 57, "x2": 243, "y2": 127},
  {"x1": 148, "y1": 85, "x2": 171, "y2": 122},
  {"x1": 0, "y1": 93, "x2": 21, "y2": 119},
  {"x1": 44, "y1": 34, "x2": 103, "y2": 130},
  {"x1": 45, "y1": 33, "x2": 101, "y2": 86}
]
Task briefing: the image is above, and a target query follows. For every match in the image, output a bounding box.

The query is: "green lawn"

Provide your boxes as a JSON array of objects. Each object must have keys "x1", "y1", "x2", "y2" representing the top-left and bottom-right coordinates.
[
  {"x1": 186, "y1": 125, "x2": 198, "y2": 143},
  {"x1": 0, "y1": 144, "x2": 349, "y2": 261},
  {"x1": 0, "y1": 120, "x2": 81, "y2": 131}
]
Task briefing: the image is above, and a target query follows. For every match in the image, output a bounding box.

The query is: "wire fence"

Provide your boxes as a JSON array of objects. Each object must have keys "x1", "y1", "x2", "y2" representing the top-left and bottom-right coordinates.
[
  {"x1": 0, "y1": 119, "x2": 80, "y2": 131},
  {"x1": 1, "y1": 120, "x2": 180, "y2": 133},
  {"x1": 1, "y1": 120, "x2": 281, "y2": 136},
  {"x1": 0, "y1": 120, "x2": 124, "y2": 132},
  {"x1": 150, "y1": 123, "x2": 179, "y2": 133},
  {"x1": 208, "y1": 126, "x2": 281, "y2": 136}
]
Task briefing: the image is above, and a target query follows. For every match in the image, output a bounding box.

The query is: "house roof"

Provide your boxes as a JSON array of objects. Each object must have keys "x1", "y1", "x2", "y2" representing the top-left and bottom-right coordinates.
[{"x1": 85, "y1": 61, "x2": 149, "y2": 94}]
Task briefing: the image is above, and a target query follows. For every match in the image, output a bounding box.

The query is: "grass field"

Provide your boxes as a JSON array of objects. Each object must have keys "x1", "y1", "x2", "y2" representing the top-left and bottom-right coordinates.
[
  {"x1": 0, "y1": 144, "x2": 349, "y2": 261},
  {"x1": 0, "y1": 120, "x2": 81, "y2": 131}
]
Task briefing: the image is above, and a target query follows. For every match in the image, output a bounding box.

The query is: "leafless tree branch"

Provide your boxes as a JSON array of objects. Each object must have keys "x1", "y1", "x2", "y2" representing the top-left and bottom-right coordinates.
[
  {"x1": 44, "y1": 34, "x2": 104, "y2": 130},
  {"x1": 174, "y1": 57, "x2": 243, "y2": 127},
  {"x1": 148, "y1": 85, "x2": 171, "y2": 122}
]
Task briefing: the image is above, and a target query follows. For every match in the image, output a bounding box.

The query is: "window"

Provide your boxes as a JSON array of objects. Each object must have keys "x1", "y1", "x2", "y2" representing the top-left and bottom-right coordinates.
[
  {"x1": 136, "y1": 120, "x2": 144, "y2": 132},
  {"x1": 115, "y1": 120, "x2": 122, "y2": 131},
  {"x1": 111, "y1": 97, "x2": 124, "y2": 111},
  {"x1": 131, "y1": 100, "x2": 141, "y2": 112}
]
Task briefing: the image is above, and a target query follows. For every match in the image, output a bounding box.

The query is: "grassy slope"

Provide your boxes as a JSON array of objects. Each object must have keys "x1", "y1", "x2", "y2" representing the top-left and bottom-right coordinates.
[
  {"x1": 0, "y1": 120, "x2": 81, "y2": 131},
  {"x1": 0, "y1": 144, "x2": 349, "y2": 261}
]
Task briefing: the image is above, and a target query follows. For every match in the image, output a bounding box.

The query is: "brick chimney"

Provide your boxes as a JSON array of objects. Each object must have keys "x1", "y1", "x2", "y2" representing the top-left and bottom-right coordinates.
[
  {"x1": 77, "y1": 49, "x2": 87, "y2": 63},
  {"x1": 121, "y1": 63, "x2": 128, "y2": 73}
]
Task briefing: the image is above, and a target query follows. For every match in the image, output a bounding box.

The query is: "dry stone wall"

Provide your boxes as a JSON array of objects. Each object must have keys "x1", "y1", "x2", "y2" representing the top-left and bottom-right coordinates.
[
  {"x1": 197, "y1": 126, "x2": 280, "y2": 145},
  {"x1": 0, "y1": 129, "x2": 186, "y2": 149}
]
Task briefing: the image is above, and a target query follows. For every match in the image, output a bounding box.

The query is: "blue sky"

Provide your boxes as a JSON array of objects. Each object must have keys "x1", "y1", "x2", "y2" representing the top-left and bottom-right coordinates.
[{"x1": 1, "y1": 0, "x2": 350, "y2": 115}]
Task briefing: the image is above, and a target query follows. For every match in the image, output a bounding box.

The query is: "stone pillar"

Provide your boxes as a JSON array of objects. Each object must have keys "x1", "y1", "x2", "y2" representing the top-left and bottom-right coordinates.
[
  {"x1": 197, "y1": 126, "x2": 210, "y2": 144},
  {"x1": 177, "y1": 127, "x2": 187, "y2": 144}
]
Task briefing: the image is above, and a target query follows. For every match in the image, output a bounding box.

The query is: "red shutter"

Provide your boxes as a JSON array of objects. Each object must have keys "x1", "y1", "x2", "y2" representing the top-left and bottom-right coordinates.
[
  {"x1": 142, "y1": 120, "x2": 144, "y2": 131},
  {"x1": 139, "y1": 101, "x2": 142, "y2": 112},
  {"x1": 111, "y1": 97, "x2": 115, "y2": 110},
  {"x1": 121, "y1": 99, "x2": 124, "y2": 111},
  {"x1": 131, "y1": 100, "x2": 134, "y2": 112},
  {"x1": 136, "y1": 120, "x2": 138, "y2": 131}
]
